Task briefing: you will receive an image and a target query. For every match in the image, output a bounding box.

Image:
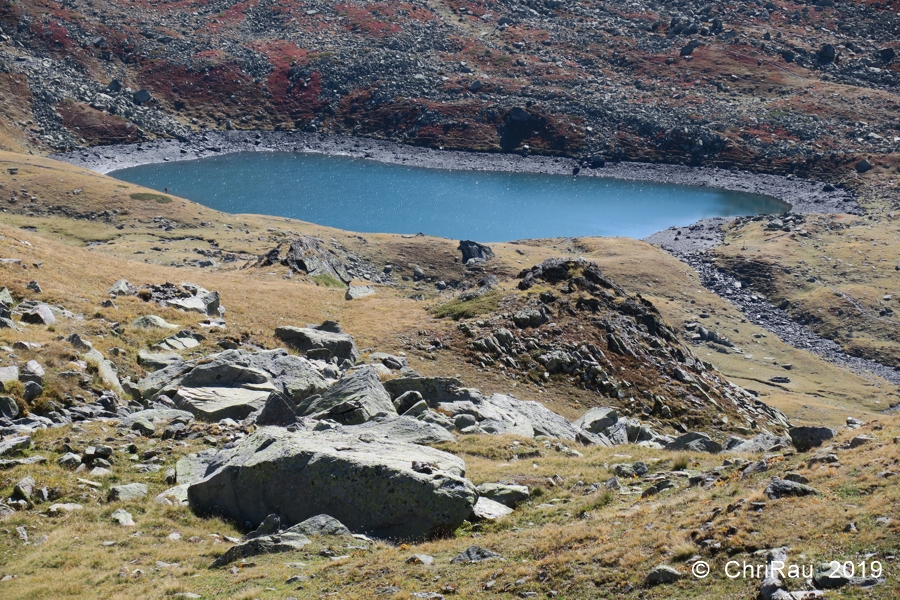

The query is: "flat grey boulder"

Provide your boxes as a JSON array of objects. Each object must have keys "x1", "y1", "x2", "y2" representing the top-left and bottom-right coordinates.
[
  {"x1": 666, "y1": 432, "x2": 722, "y2": 453},
  {"x1": 153, "y1": 330, "x2": 204, "y2": 351},
  {"x1": 476, "y1": 483, "x2": 530, "y2": 508},
  {"x1": 275, "y1": 324, "x2": 359, "y2": 362},
  {"x1": 646, "y1": 565, "x2": 681, "y2": 586},
  {"x1": 764, "y1": 477, "x2": 821, "y2": 499},
  {"x1": 118, "y1": 408, "x2": 194, "y2": 428},
  {"x1": 345, "y1": 285, "x2": 375, "y2": 300},
  {"x1": 0, "y1": 435, "x2": 30, "y2": 457},
  {"x1": 187, "y1": 427, "x2": 476, "y2": 540},
  {"x1": 284, "y1": 514, "x2": 351, "y2": 537},
  {"x1": 789, "y1": 426, "x2": 837, "y2": 452},
  {"x1": 133, "y1": 315, "x2": 178, "y2": 329},
  {"x1": 347, "y1": 415, "x2": 455, "y2": 445},
  {"x1": 297, "y1": 367, "x2": 396, "y2": 425},
  {"x1": 174, "y1": 387, "x2": 270, "y2": 422},
  {"x1": 108, "y1": 483, "x2": 148, "y2": 502},
  {"x1": 725, "y1": 433, "x2": 792, "y2": 454},
  {"x1": 138, "y1": 349, "x2": 183, "y2": 371},
  {"x1": 471, "y1": 496, "x2": 512, "y2": 521},
  {"x1": 0, "y1": 365, "x2": 19, "y2": 388},
  {"x1": 210, "y1": 532, "x2": 311, "y2": 568},
  {"x1": 572, "y1": 407, "x2": 618, "y2": 433}
]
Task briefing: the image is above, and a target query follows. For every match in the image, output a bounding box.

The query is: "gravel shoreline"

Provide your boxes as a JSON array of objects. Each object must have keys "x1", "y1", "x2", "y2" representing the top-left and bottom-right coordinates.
[{"x1": 52, "y1": 130, "x2": 855, "y2": 217}]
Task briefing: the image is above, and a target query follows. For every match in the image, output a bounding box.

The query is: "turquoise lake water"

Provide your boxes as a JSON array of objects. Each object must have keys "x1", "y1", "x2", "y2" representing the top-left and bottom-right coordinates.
[{"x1": 109, "y1": 152, "x2": 789, "y2": 241}]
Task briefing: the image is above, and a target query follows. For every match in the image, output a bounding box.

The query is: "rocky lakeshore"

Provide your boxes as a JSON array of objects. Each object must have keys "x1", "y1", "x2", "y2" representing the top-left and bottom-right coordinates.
[{"x1": 53, "y1": 130, "x2": 854, "y2": 217}]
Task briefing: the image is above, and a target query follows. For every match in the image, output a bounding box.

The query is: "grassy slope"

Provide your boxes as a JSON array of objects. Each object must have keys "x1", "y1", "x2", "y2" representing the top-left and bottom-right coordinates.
[{"x1": 1, "y1": 420, "x2": 897, "y2": 599}]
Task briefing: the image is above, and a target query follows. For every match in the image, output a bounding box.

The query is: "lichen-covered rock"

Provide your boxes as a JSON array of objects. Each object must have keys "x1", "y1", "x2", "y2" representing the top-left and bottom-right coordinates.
[{"x1": 187, "y1": 427, "x2": 476, "y2": 540}]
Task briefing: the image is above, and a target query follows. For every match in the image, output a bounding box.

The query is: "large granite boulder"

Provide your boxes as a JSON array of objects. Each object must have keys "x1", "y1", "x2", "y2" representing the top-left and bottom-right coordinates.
[
  {"x1": 275, "y1": 322, "x2": 359, "y2": 362},
  {"x1": 296, "y1": 367, "x2": 396, "y2": 425},
  {"x1": 187, "y1": 427, "x2": 476, "y2": 540}
]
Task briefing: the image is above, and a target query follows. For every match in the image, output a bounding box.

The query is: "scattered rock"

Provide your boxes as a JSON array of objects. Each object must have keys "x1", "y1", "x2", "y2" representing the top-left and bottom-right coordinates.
[
  {"x1": 646, "y1": 565, "x2": 681, "y2": 586},
  {"x1": 789, "y1": 426, "x2": 837, "y2": 452},
  {"x1": 764, "y1": 477, "x2": 820, "y2": 499},
  {"x1": 450, "y1": 545, "x2": 504, "y2": 564},
  {"x1": 108, "y1": 483, "x2": 149, "y2": 502}
]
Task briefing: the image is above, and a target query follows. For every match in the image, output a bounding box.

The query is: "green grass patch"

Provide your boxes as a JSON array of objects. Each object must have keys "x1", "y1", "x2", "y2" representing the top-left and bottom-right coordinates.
[
  {"x1": 432, "y1": 291, "x2": 501, "y2": 320},
  {"x1": 130, "y1": 192, "x2": 172, "y2": 204},
  {"x1": 310, "y1": 273, "x2": 346, "y2": 288}
]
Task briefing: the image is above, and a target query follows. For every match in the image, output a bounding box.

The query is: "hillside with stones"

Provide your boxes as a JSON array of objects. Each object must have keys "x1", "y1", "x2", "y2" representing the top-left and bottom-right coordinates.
[
  {"x1": 1, "y1": 0, "x2": 900, "y2": 185},
  {"x1": 0, "y1": 182, "x2": 897, "y2": 597}
]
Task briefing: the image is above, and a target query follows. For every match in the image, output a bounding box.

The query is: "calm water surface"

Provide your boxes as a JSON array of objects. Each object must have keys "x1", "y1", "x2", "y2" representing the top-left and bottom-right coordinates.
[{"x1": 109, "y1": 152, "x2": 788, "y2": 241}]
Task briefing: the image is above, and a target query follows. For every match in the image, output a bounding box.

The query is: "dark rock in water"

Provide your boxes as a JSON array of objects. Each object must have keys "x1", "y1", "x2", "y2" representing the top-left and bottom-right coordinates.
[
  {"x1": 587, "y1": 155, "x2": 605, "y2": 168},
  {"x1": 450, "y1": 545, "x2": 503, "y2": 564},
  {"x1": 789, "y1": 426, "x2": 836, "y2": 452},
  {"x1": 186, "y1": 427, "x2": 476, "y2": 540},
  {"x1": 459, "y1": 240, "x2": 494, "y2": 265}
]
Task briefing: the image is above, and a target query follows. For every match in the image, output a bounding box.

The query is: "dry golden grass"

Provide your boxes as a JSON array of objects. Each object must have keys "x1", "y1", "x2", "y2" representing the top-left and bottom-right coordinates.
[{"x1": 1, "y1": 420, "x2": 897, "y2": 599}]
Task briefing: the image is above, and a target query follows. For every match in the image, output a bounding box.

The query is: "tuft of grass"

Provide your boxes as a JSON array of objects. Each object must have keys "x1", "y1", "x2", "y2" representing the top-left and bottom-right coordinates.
[
  {"x1": 671, "y1": 454, "x2": 690, "y2": 471},
  {"x1": 432, "y1": 291, "x2": 501, "y2": 320},
  {"x1": 310, "y1": 273, "x2": 346, "y2": 288},
  {"x1": 579, "y1": 490, "x2": 614, "y2": 516},
  {"x1": 130, "y1": 192, "x2": 172, "y2": 204}
]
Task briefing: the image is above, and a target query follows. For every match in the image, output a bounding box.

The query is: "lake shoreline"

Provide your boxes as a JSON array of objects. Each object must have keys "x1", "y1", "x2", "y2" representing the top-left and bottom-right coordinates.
[{"x1": 52, "y1": 131, "x2": 856, "y2": 227}]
